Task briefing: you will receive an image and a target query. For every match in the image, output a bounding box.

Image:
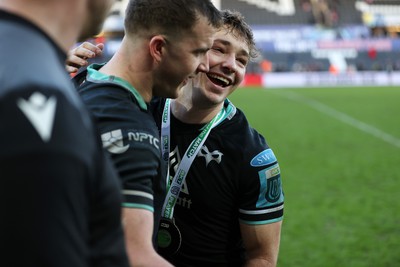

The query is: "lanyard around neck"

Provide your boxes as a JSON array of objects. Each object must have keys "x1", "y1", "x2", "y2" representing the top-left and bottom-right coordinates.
[{"x1": 160, "y1": 98, "x2": 232, "y2": 219}]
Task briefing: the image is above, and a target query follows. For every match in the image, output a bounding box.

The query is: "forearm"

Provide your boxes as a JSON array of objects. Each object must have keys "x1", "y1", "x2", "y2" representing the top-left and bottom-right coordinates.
[
  {"x1": 127, "y1": 251, "x2": 173, "y2": 267},
  {"x1": 123, "y1": 208, "x2": 173, "y2": 267},
  {"x1": 241, "y1": 221, "x2": 282, "y2": 267},
  {"x1": 244, "y1": 257, "x2": 277, "y2": 267}
]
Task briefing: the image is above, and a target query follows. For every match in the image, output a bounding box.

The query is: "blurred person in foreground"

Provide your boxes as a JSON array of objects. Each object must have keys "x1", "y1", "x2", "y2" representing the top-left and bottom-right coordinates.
[
  {"x1": 70, "y1": 0, "x2": 221, "y2": 266},
  {"x1": 69, "y1": 9, "x2": 284, "y2": 267},
  {"x1": 151, "y1": 10, "x2": 284, "y2": 267},
  {"x1": 0, "y1": 0, "x2": 130, "y2": 267}
]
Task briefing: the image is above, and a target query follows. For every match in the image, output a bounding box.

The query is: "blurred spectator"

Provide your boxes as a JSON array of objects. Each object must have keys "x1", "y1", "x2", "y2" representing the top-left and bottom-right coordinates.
[
  {"x1": 302, "y1": 0, "x2": 339, "y2": 27},
  {"x1": 367, "y1": 47, "x2": 377, "y2": 60}
]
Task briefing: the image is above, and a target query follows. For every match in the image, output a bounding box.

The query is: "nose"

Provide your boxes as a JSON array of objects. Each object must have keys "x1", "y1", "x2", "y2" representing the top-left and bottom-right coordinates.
[
  {"x1": 196, "y1": 54, "x2": 210, "y2": 74},
  {"x1": 222, "y1": 54, "x2": 237, "y2": 73}
]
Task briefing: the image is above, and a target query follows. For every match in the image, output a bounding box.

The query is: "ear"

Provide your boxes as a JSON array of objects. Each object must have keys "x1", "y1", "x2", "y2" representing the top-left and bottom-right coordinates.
[{"x1": 149, "y1": 35, "x2": 167, "y2": 62}]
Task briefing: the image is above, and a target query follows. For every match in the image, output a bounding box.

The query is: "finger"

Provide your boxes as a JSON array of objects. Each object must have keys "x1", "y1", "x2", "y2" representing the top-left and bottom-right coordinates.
[
  {"x1": 95, "y1": 43, "x2": 105, "y2": 55},
  {"x1": 81, "y1": 41, "x2": 103, "y2": 56},
  {"x1": 65, "y1": 65, "x2": 78, "y2": 74},
  {"x1": 73, "y1": 46, "x2": 96, "y2": 59},
  {"x1": 66, "y1": 54, "x2": 89, "y2": 68}
]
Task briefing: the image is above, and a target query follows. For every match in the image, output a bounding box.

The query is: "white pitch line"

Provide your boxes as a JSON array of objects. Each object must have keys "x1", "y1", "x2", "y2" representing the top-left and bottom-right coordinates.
[{"x1": 277, "y1": 91, "x2": 400, "y2": 149}]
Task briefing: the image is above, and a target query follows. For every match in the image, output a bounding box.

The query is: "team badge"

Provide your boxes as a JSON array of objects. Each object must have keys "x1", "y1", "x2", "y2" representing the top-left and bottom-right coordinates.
[
  {"x1": 266, "y1": 176, "x2": 281, "y2": 202},
  {"x1": 197, "y1": 145, "x2": 223, "y2": 166},
  {"x1": 257, "y1": 164, "x2": 282, "y2": 207}
]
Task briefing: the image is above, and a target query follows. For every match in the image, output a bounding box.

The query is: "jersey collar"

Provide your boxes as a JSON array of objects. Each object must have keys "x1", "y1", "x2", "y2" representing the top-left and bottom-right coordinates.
[{"x1": 86, "y1": 63, "x2": 147, "y2": 110}]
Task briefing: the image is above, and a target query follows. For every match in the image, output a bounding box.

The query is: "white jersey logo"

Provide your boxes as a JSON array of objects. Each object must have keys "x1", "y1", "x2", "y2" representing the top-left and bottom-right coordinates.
[
  {"x1": 198, "y1": 145, "x2": 223, "y2": 166},
  {"x1": 17, "y1": 92, "x2": 57, "y2": 142},
  {"x1": 101, "y1": 129, "x2": 129, "y2": 154}
]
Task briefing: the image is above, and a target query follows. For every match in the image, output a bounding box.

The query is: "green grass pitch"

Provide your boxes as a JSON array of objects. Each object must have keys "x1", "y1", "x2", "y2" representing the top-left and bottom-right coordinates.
[{"x1": 229, "y1": 86, "x2": 400, "y2": 267}]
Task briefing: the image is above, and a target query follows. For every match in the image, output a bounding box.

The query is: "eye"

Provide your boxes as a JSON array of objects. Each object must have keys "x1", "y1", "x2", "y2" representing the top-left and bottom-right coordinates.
[
  {"x1": 211, "y1": 46, "x2": 224, "y2": 53},
  {"x1": 237, "y1": 57, "x2": 248, "y2": 67},
  {"x1": 194, "y1": 48, "x2": 209, "y2": 56}
]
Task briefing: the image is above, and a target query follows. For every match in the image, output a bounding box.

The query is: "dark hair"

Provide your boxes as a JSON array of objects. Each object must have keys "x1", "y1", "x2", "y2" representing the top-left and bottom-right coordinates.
[
  {"x1": 221, "y1": 10, "x2": 259, "y2": 60},
  {"x1": 124, "y1": 0, "x2": 221, "y2": 36}
]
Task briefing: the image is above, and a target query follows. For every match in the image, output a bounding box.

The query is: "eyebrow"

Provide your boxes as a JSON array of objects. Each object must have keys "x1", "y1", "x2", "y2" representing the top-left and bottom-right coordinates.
[{"x1": 195, "y1": 47, "x2": 211, "y2": 54}]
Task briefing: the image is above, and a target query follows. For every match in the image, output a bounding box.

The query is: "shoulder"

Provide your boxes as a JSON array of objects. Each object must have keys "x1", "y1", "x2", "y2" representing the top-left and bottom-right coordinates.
[
  {"x1": 0, "y1": 83, "x2": 100, "y2": 176},
  {"x1": 1, "y1": 21, "x2": 69, "y2": 93},
  {"x1": 79, "y1": 80, "x2": 152, "y2": 121},
  {"x1": 217, "y1": 106, "x2": 280, "y2": 180},
  {"x1": 219, "y1": 107, "x2": 269, "y2": 153}
]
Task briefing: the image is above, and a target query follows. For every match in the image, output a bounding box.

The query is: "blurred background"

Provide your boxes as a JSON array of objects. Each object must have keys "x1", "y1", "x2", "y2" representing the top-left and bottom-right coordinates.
[
  {"x1": 93, "y1": 0, "x2": 400, "y2": 88},
  {"x1": 89, "y1": 1, "x2": 400, "y2": 266}
]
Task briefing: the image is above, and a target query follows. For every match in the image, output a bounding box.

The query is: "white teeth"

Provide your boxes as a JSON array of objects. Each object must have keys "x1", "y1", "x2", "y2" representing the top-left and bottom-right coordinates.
[{"x1": 208, "y1": 73, "x2": 230, "y2": 86}]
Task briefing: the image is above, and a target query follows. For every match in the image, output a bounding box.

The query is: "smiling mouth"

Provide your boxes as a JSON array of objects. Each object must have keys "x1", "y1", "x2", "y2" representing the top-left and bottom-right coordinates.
[{"x1": 207, "y1": 73, "x2": 231, "y2": 87}]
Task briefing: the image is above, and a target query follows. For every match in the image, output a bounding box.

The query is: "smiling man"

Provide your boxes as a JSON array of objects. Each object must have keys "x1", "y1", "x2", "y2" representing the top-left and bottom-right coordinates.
[
  {"x1": 151, "y1": 10, "x2": 284, "y2": 266},
  {"x1": 67, "y1": 8, "x2": 283, "y2": 266},
  {"x1": 72, "y1": 1, "x2": 221, "y2": 266}
]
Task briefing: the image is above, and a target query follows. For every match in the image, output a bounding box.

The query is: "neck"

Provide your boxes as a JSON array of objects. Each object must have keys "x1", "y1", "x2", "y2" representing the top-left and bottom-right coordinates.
[
  {"x1": 0, "y1": 0, "x2": 84, "y2": 52},
  {"x1": 99, "y1": 37, "x2": 154, "y2": 102},
  {"x1": 171, "y1": 97, "x2": 224, "y2": 125}
]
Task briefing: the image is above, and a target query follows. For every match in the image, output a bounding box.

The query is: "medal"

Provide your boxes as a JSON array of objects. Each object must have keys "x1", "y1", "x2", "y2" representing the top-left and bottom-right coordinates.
[{"x1": 157, "y1": 218, "x2": 182, "y2": 255}]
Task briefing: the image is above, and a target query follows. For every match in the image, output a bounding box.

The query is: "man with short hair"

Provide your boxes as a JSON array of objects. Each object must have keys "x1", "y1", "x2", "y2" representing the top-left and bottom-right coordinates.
[
  {"x1": 68, "y1": 8, "x2": 283, "y2": 267},
  {"x1": 151, "y1": 10, "x2": 284, "y2": 266},
  {"x1": 0, "y1": 0, "x2": 129, "y2": 267},
  {"x1": 71, "y1": 0, "x2": 222, "y2": 266}
]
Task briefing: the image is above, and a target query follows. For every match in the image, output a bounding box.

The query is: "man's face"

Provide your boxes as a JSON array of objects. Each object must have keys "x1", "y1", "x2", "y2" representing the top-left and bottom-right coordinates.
[
  {"x1": 190, "y1": 26, "x2": 250, "y2": 105},
  {"x1": 79, "y1": 0, "x2": 115, "y2": 41},
  {"x1": 154, "y1": 15, "x2": 216, "y2": 99}
]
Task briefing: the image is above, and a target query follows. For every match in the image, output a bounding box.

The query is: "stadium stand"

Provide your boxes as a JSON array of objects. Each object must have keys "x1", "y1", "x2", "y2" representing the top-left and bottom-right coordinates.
[
  {"x1": 86, "y1": 0, "x2": 400, "y2": 87},
  {"x1": 221, "y1": 0, "x2": 362, "y2": 26},
  {"x1": 217, "y1": 0, "x2": 400, "y2": 86}
]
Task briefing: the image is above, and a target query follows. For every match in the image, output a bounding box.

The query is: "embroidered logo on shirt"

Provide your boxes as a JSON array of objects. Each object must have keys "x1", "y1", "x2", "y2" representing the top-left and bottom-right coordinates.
[
  {"x1": 264, "y1": 164, "x2": 280, "y2": 179},
  {"x1": 197, "y1": 145, "x2": 223, "y2": 166},
  {"x1": 266, "y1": 175, "x2": 281, "y2": 203},
  {"x1": 17, "y1": 92, "x2": 57, "y2": 142},
  {"x1": 101, "y1": 129, "x2": 129, "y2": 154},
  {"x1": 264, "y1": 164, "x2": 281, "y2": 203},
  {"x1": 257, "y1": 164, "x2": 282, "y2": 207},
  {"x1": 250, "y1": 149, "x2": 276, "y2": 167}
]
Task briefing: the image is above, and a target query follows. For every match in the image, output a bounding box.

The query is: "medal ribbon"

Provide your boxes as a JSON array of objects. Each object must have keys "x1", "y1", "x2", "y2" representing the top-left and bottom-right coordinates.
[{"x1": 160, "y1": 98, "x2": 234, "y2": 219}]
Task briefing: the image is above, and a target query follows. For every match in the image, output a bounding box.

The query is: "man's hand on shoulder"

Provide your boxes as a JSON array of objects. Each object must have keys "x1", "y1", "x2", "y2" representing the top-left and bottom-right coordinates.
[{"x1": 66, "y1": 41, "x2": 103, "y2": 73}]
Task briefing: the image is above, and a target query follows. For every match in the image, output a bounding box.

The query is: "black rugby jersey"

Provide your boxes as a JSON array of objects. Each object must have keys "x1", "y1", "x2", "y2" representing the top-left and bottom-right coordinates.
[
  {"x1": 76, "y1": 64, "x2": 167, "y2": 245},
  {"x1": 152, "y1": 98, "x2": 284, "y2": 266},
  {"x1": 0, "y1": 10, "x2": 129, "y2": 267}
]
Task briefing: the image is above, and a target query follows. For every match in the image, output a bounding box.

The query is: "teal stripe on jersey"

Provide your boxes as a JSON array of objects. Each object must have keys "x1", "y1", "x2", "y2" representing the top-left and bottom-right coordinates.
[
  {"x1": 239, "y1": 217, "x2": 283, "y2": 225},
  {"x1": 122, "y1": 203, "x2": 154, "y2": 212}
]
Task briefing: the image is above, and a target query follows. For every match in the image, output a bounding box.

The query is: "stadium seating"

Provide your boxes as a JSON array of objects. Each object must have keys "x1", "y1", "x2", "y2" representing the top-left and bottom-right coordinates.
[
  {"x1": 219, "y1": 0, "x2": 399, "y2": 77},
  {"x1": 91, "y1": 0, "x2": 399, "y2": 87},
  {"x1": 221, "y1": 0, "x2": 362, "y2": 25}
]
